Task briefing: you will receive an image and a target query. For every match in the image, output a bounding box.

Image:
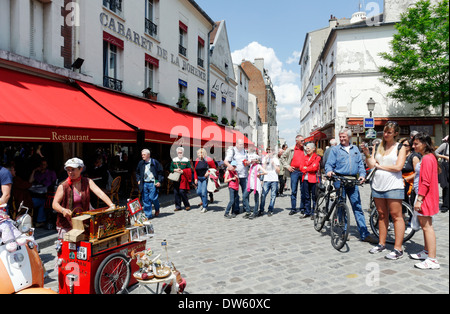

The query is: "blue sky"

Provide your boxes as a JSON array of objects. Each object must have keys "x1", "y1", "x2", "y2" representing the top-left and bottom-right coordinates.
[{"x1": 195, "y1": 0, "x2": 384, "y2": 146}]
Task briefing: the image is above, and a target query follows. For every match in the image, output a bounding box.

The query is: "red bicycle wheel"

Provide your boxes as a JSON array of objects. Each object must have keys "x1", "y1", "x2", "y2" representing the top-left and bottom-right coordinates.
[{"x1": 94, "y1": 253, "x2": 131, "y2": 294}]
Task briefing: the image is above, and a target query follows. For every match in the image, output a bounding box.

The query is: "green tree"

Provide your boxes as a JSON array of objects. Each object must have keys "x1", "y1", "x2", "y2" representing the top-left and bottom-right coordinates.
[{"x1": 379, "y1": 0, "x2": 449, "y2": 138}]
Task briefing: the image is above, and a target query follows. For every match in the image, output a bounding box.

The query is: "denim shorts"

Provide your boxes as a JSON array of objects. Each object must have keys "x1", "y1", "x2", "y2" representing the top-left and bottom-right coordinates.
[{"x1": 372, "y1": 188, "x2": 404, "y2": 200}]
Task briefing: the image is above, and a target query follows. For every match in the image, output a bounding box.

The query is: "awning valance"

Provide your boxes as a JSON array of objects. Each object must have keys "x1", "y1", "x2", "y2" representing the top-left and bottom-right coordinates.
[{"x1": 0, "y1": 67, "x2": 136, "y2": 143}]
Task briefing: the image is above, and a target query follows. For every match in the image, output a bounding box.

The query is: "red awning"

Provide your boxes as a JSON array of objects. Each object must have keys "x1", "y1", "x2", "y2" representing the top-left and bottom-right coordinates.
[
  {"x1": 77, "y1": 82, "x2": 232, "y2": 147},
  {"x1": 0, "y1": 67, "x2": 136, "y2": 143},
  {"x1": 103, "y1": 31, "x2": 124, "y2": 49}
]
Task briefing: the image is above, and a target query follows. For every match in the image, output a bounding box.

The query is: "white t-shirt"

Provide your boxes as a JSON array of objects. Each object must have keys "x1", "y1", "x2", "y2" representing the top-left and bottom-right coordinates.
[
  {"x1": 248, "y1": 164, "x2": 263, "y2": 194},
  {"x1": 262, "y1": 156, "x2": 280, "y2": 182},
  {"x1": 225, "y1": 147, "x2": 249, "y2": 178},
  {"x1": 372, "y1": 143, "x2": 404, "y2": 192}
]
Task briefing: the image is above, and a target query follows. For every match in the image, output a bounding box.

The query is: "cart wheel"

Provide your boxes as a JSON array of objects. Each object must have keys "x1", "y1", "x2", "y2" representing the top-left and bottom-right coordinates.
[{"x1": 94, "y1": 253, "x2": 131, "y2": 295}]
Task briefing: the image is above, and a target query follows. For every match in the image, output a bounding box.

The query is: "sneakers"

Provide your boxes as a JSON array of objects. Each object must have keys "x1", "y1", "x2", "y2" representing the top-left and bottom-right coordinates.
[
  {"x1": 201, "y1": 207, "x2": 208, "y2": 213},
  {"x1": 369, "y1": 244, "x2": 386, "y2": 254},
  {"x1": 414, "y1": 258, "x2": 440, "y2": 270},
  {"x1": 410, "y1": 250, "x2": 429, "y2": 260},
  {"x1": 363, "y1": 234, "x2": 379, "y2": 244},
  {"x1": 385, "y1": 249, "x2": 404, "y2": 260}
]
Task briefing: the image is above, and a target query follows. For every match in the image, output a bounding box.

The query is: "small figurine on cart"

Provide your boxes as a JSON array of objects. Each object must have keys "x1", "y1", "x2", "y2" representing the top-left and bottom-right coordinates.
[{"x1": 132, "y1": 248, "x2": 155, "y2": 280}]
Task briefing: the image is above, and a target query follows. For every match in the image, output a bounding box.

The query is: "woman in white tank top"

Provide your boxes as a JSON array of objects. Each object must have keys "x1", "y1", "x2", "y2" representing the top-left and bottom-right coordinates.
[{"x1": 362, "y1": 121, "x2": 407, "y2": 260}]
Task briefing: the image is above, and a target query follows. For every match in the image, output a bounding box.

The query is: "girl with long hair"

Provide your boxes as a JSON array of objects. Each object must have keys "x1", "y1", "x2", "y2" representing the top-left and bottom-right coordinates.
[{"x1": 410, "y1": 132, "x2": 441, "y2": 269}]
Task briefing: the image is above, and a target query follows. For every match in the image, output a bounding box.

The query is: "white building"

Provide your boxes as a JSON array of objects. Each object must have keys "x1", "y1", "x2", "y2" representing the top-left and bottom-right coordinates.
[
  {"x1": 1, "y1": 0, "x2": 260, "y2": 165},
  {"x1": 209, "y1": 20, "x2": 238, "y2": 126},
  {"x1": 299, "y1": 0, "x2": 446, "y2": 147},
  {"x1": 0, "y1": 0, "x2": 215, "y2": 113},
  {"x1": 233, "y1": 63, "x2": 251, "y2": 133}
]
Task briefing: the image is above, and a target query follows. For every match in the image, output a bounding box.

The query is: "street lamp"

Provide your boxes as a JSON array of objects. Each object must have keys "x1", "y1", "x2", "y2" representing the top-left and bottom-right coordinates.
[
  {"x1": 367, "y1": 97, "x2": 376, "y2": 118},
  {"x1": 307, "y1": 92, "x2": 313, "y2": 102}
]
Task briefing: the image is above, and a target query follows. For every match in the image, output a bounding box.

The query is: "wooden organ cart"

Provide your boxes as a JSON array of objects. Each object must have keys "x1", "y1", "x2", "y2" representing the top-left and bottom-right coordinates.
[{"x1": 57, "y1": 200, "x2": 151, "y2": 294}]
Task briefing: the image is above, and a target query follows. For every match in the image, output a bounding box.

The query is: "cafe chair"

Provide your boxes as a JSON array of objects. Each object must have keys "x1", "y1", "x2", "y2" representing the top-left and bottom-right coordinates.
[
  {"x1": 98, "y1": 176, "x2": 121, "y2": 208},
  {"x1": 129, "y1": 172, "x2": 141, "y2": 200}
]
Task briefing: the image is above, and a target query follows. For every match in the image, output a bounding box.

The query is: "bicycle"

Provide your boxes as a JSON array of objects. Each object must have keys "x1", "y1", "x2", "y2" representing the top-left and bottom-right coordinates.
[
  {"x1": 313, "y1": 175, "x2": 361, "y2": 251},
  {"x1": 368, "y1": 193, "x2": 415, "y2": 244}
]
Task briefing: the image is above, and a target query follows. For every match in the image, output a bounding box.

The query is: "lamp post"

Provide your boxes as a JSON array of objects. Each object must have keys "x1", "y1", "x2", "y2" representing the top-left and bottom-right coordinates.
[{"x1": 367, "y1": 97, "x2": 376, "y2": 118}]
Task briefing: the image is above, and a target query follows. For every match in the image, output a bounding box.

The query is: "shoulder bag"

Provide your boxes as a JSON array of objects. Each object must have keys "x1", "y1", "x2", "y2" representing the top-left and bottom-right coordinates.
[{"x1": 168, "y1": 162, "x2": 181, "y2": 182}]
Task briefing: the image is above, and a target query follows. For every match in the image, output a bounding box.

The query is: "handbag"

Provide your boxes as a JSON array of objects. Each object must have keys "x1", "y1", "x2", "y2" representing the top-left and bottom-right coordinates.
[
  {"x1": 168, "y1": 162, "x2": 181, "y2": 182},
  {"x1": 411, "y1": 209, "x2": 421, "y2": 231}
]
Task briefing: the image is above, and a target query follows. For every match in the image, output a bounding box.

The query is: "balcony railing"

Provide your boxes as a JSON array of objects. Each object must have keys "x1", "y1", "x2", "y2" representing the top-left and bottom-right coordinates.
[
  {"x1": 103, "y1": 76, "x2": 123, "y2": 92},
  {"x1": 179, "y1": 45, "x2": 187, "y2": 57},
  {"x1": 145, "y1": 19, "x2": 158, "y2": 37}
]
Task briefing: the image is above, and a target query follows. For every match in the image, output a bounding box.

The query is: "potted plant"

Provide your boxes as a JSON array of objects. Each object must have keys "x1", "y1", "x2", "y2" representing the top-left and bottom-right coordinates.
[
  {"x1": 177, "y1": 94, "x2": 190, "y2": 110},
  {"x1": 210, "y1": 114, "x2": 218, "y2": 122},
  {"x1": 231, "y1": 119, "x2": 236, "y2": 127},
  {"x1": 221, "y1": 117, "x2": 229, "y2": 126},
  {"x1": 197, "y1": 101, "x2": 207, "y2": 115},
  {"x1": 148, "y1": 91, "x2": 158, "y2": 101}
]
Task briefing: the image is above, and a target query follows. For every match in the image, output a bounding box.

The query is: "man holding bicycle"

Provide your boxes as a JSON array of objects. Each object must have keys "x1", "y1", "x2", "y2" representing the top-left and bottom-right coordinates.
[{"x1": 325, "y1": 128, "x2": 378, "y2": 244}]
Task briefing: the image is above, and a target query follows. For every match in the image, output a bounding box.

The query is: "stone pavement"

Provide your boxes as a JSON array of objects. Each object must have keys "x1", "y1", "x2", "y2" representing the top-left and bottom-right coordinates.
[{"x1": 39, "y1": 183, "x2": 449, "y2": 294}]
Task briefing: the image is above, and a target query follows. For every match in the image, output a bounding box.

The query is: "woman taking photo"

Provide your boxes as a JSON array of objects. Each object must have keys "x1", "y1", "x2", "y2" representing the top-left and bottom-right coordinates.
[
  {"x1": 362, "y1": 121, "x2": 407, "y2": 260},
  {"x1": 52, "y1": 158, "x2": 115, "y2": 239},
  {"x1": 399, "y1": 137, "x2": 421, "y2": 206},
  {"x1": 410, "y1": 133, "x2": 440, "y2": 269}
]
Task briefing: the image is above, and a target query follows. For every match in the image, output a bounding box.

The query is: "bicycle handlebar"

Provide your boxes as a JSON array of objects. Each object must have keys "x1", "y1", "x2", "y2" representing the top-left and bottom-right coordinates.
[{"x1": 327, "y1": 174, "x2": 364, "y2": 186}]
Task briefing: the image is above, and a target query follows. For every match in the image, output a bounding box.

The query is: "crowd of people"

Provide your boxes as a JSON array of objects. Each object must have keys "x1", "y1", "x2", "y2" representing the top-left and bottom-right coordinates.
[{"x1": 1, "y1": 125, "x2": 448, "y2": 271}]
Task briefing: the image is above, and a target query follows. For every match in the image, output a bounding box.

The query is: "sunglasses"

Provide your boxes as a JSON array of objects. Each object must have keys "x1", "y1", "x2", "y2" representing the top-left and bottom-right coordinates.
[{"x1": 387, "y1": 121, "x2": 399, "y2": 126}]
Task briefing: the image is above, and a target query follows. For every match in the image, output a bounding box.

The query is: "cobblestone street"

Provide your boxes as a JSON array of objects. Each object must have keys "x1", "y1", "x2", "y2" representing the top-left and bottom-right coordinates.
[{"x1": 39, "y1": 183, "x2": 449, "y2": 294}]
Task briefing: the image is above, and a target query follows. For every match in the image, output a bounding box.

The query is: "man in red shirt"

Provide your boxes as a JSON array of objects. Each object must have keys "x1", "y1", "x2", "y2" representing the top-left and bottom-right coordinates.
[{"x1": 280, "y1": 135, "x2": 307, "y2": 216}]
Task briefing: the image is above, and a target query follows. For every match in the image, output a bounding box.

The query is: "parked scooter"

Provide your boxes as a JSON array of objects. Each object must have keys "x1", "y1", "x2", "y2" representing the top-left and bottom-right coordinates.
[{"x1": 0, "y1": 202, "x2": 56, "y2": 294}]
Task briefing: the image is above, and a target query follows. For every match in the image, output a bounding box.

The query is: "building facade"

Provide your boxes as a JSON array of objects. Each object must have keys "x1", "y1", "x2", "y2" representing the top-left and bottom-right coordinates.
[
  {"x1": 241, "y1": 59, "x2": 278, "y2": 151},
  {"x1": 0, "y1": 0, "x2": 215, "y2": 111},
  {"x1": 209, "y1": 20, "x2": 238, "y2": 126},
  {"x1": 299, "y1": 1, "x2": 447, "y2": 148},
  {"x1": 1, "y1": 0, "x2": 259, "y2": 172},
  {"x1": 233, "y1": 63, "x2": 252, "y2": 140}
]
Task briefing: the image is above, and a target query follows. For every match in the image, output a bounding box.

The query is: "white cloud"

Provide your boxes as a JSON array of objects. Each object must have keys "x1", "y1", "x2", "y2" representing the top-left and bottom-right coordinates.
[
  {"x1": 286, "y1": 51, "x2": 301, "y2": 65},
  {"x1": 232, "y1": 41, "x2": 301, "y2": 146}
]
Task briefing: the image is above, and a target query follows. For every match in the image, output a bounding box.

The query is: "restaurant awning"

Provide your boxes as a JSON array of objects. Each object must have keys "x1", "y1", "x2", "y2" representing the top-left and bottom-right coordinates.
[
  {"x1": 77, "y1": 82, "x2": 238, "y2": 148},
  {"x1": 0, "y1": 67, "x2": 136, "y2": 143}
]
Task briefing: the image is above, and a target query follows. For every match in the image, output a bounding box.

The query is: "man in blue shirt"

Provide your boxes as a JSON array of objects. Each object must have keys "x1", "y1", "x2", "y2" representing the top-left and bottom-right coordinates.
[{"x1": 325, "y1": 128, "x2": 377, "y2": 244}]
